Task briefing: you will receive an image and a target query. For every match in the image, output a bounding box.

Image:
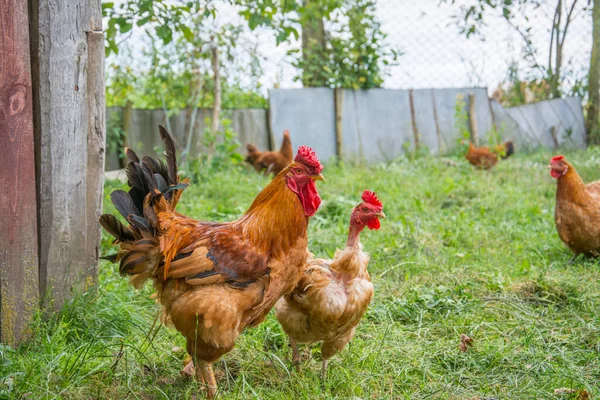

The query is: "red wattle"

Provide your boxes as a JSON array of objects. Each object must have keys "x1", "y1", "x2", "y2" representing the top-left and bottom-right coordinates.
[
  {"x1": 550, "y1": 169, "x2": 562, "y2": 179},
  {"x1": 287, "y1": 178, "x2": 321, "y2": 216},
  {"x1": 367, "y1": 217, "x2": 380, "y2": 230},
  {"x1": 301, "y1": 180, "x2": 321, "y2": 216}
]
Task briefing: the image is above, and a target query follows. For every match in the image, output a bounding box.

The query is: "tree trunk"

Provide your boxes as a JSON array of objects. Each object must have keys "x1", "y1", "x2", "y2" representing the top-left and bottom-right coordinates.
[
  {"x1": 587, "y1": 0, "x2": 600, "y2": 143},
  {"x1": 301, "y1": 0, "x2": 327, "y2": 87},
  {"x1": 0, "y1": 0, "x2": 39, "y2": 345},
  {"x1": 29, "y1": 0, "x2": 105, "y2": 310}
]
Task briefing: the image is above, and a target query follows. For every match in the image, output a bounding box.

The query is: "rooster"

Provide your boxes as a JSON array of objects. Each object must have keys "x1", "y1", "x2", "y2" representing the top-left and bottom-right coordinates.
[
  {"x1": 275, "y1": 191, "x2": 385, "y2": 378},
  {"x1": 465, "y1": 140, "x2": 514, "y2": 169},
  {"x1": 550, "y1": 155, "x2": 600, "y2": 260},
  {"x1": 245, "y1": 130, "x2": 293, "y2": 176},
  {"x1": 99, "y1": 126, "x2": 324, "y2": 398}
]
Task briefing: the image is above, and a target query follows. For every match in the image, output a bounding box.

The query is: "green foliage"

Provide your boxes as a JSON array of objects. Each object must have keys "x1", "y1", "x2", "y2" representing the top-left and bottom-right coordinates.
[
  {"x1": 102, "y1": 1, "x2": 216, "y2": 56},
  {"x1": 444, "y1": 0, "x2": 591, "y2": 100},
  {"x1": 454, "y1": 94, "x2": 471, "y2": 152},
  {"x1": 240, "y1": 0, "x2": 399, "y2": 89},
  {"x1": 106, "y1": 110, "x2": 126, "y2": 163},
  {"x1": 4, "y1": 150, "x2": 600, "y2": 398},
  {"x1": 309, "y1": 0, "x2": 399, "y2": 88},
  {"x1": 106, "y1": 62, "x2": 267, "y2": 110}
]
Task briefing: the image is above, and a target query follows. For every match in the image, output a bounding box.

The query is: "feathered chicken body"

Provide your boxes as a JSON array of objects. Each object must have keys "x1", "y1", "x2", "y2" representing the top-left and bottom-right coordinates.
[
  {"x1": 245, "y1": 130, "x2": 293, "y2": 176},
  {"x1": 275, "y1": 191, "x2": 385, "y2": 377},
  {"x1": 465, "y1": 140, "x2": 514, "y2": 169},
  {"x1": 550, "y1": 155, "x2": 600, "y2": 257},
  {"x1": 100, "y1": 126, "x2": 324, "y2": 398}
]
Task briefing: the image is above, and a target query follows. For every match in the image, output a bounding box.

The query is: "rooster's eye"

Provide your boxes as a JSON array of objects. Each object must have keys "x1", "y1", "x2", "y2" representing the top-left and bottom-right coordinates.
[
  {"x1": 296, "y1": 168, "x2": 302, "y2": 173},
  {"x1": 362, "y1": 207, "x2": 368, "y2": 212}
]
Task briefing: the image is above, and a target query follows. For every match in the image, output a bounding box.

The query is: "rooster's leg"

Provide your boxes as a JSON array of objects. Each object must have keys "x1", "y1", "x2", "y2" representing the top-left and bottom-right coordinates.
[
  {"x1": 197, "y1": 361, "x2": 217, "y2": 399},
  {"x1": 181, "y1": 355, "x2": 195, "y2": 377},
  {"x1": 321, "y1": 359, "x2": 328, "y2": 380},
  {"x1": 289, "y1": 337, "x2": 301, "y2": 372}
]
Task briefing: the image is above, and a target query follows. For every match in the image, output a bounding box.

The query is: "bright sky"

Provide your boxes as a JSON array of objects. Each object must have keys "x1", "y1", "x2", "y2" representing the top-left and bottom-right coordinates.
[{"x1": 110, "y1": 0, "x2": 593, "y2": 95}]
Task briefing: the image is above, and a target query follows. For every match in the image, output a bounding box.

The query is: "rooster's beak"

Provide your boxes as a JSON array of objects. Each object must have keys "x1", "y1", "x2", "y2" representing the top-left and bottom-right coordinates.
[
  {"x1": 312, "y1": 174, "x2": 325, "y2": 181},
  {"x1": 377, "y1": 211, "x2": 386, "y2": 219}
]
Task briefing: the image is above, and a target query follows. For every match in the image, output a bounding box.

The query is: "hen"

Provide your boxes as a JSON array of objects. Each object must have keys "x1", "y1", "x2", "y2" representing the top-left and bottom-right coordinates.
[
  {"x1": 465, "y1": 140, "x2": 514, "y2": 169},
  {"x1": 275, "y1": 190, "x2": 385, "y2": 378},
  {"x1": 245, "y1": 130, "x2": 293, "y2": 176},
  {"x1": 99, "y1": 126, "x2": 324, "y2": 398},
  {"x1": 550, "y1": 155, "x2": 600, "y2": 259}
]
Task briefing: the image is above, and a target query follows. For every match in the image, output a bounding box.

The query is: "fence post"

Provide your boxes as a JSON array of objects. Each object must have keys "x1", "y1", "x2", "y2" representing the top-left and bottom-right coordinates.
[
  {"x1": 409, "y1": 89, "x2": 420, "y2": 150},
  {"x1": 0, "y1": 0, "x2": 40, "y2": 345},
  {"x1": 334, "y1": 88, "x2": 344, "y2": 160},
  {"x1": 29, "y1": 0, "x2": 105, "y2": 310},
  {"x1": 468, "y1": 93, "x2": 479, "y2": 145}
]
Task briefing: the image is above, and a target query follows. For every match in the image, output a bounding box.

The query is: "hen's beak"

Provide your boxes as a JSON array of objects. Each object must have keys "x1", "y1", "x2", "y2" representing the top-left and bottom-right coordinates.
[
  {"x1": 312, "y1": 173, "x2": 325, "y2": 181},
  {"x1": 377, "y1": 211, "x2": 386, "y2": 219}
]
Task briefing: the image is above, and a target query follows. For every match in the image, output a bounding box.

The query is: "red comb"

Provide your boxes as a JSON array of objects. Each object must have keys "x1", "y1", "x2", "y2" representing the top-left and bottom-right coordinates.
[
  {"x1": 295, "y1": 146, "x2": 323, "y2": 173},
  {"x1": 362, "y1": 190, "x2": 382, "y2": 208},
  {"x1": 551, "y1": 155, "x2": 565, "y2": 162}
]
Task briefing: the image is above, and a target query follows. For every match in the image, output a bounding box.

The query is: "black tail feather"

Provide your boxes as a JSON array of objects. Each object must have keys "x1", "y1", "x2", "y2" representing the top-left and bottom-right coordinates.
[
  {"x1": 128, "y1": 186, "x2": 145, "y2": 216},
  {"x1": 154, "y1": 173, "x2": 168, "y2": 193},
  {"x1": 99, "y1": 214, "x2": 136, "y2": 242},
  {"x1": 126, "y1": 162, "x2": 145, "y2": 191},
  {"x1": 125, "y1": 147, "x2": 140, "y2": 164},
  {"x1": 502, "y1": 141, "x2": 515, "y2": 159},
  {"x1": 159, "y1": 125, "x2": 178, "y2": 185},
  {"x1": 127, "y1": 214, "x2": 154, "y2": 234},
  {"x1": 100, "y1": 253, "x2": 119, "y2": 262},
  {"x1": 111, "y1": 190, "x2": 140, "y2": 220},
  {"x1": 140, "y1": 162, "x2": 156, "y2": 193}
]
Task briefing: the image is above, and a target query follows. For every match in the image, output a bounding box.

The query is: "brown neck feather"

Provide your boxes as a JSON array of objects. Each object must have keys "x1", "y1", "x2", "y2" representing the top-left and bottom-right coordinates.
[
  {"x1": 557, "y1": 164, "x2": 589, "y2": 204},
  {"x1": 237, "y1": 166, "x2": 307, "y2": 255}
]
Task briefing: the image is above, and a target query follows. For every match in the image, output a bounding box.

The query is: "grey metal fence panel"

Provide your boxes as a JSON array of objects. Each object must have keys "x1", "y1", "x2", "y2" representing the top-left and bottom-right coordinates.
[
  {"x1": 341, "y1": 89, "x2": 413, "y2": 162},
  {"x1": 551, "y1": 97, "x2": 586, "y2": 147},
  {"x1": 231, "y1": 109, "x2": 270, "y2": 153},
  {"x1": 411, "y1": 89, "x2": 440, "y2": 154},
  {"x1": 489, "y1": 100, "x2": 531, "y2": 148},
  {"x1": 431, "y1": 88, "x2": 493, "y2": 151},
  {"x1": 502, "y1": 97, "x2": 585, "y2": 149},
  {"x1": 269, "y1": 88, "x2": 337, "y2": 161},
  {"x1": 106, "y1": 93, "x2": 586, "y2": 171}
]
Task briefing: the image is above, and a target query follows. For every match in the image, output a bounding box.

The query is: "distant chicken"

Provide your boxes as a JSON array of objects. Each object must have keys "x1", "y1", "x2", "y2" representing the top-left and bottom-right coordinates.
[
  {"x1": 465, "y1": 140, "x2": 514, "y2": 169},
  {"x1": 275, "y1": 191, "x2": 385, "y2": 378},
  {"x1": 550, "y1": 155, "x2": 600, "y2": 259},
  {"x1": 100, "y1": 126, "x2": 324, "y2": 398},
  {"x1": 245, "y1": 130, "x2": 293, "y2": 176}
]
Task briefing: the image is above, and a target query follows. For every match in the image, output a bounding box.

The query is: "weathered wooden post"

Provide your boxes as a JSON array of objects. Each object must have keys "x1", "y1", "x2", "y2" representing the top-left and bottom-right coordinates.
[
  {"x1": 0, "y1": 0, "x2": 40, "y2": 345},
  {"x1": 29, "y1": 0, "x2": 105, "y2": 310}
]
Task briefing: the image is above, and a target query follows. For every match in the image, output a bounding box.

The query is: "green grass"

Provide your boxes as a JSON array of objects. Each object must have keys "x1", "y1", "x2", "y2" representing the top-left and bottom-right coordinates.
[{"x1": 2, "y1": 149, "x2": 600, "y2": 399}]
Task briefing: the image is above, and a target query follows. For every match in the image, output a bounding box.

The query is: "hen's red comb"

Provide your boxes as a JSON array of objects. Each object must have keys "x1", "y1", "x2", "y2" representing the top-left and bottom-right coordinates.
[
  {"x1": 551, "y1": 155, "x2": 565, "y2": 163},
  {"x1": 362, "y1": 190, "x2": 383, "y2": 208},
  {"x1": 295, "y1": 146, "x2": 323, "y2": 173}
]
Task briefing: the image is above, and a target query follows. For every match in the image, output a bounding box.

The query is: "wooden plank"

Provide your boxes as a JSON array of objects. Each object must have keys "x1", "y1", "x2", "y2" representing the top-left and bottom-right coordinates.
[
  {"x1": 85, "y1": 11, "x2": 105, "y2": 288},
  {"x1": 0, "y1": 0, "x2": 40, "y2": 344},
  {"x1": 29, "y1": 0, "x2": 104, "y2": 310}
]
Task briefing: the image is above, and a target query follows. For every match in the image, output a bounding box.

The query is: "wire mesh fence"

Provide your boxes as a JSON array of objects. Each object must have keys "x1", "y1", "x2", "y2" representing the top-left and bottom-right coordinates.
[
  {"x1": 374, "y1": 0, "x2": 592, "y2": 95},
  {"x1": 108, "y1": 0, "x2": 593, "y2": 99}
]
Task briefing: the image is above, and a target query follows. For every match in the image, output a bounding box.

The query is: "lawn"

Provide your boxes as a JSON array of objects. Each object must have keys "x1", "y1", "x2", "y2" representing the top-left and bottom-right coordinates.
[{"x1": 2, "y1": 149, "x2": 600, "y2": 399}]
